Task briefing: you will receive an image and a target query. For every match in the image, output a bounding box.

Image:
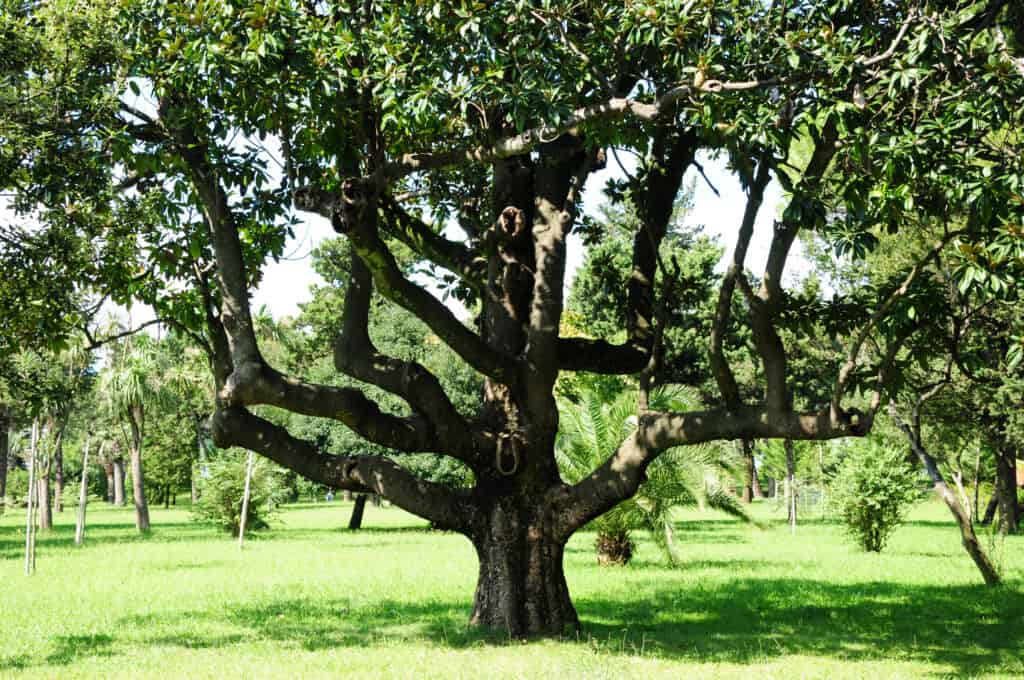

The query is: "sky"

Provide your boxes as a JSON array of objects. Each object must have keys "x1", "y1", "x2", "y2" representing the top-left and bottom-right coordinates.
[{"x1": 250, "y1": 151, "x2": 803, "y2": 321}]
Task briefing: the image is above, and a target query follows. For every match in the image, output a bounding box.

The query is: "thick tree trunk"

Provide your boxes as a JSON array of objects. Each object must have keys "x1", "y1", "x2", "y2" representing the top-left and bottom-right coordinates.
[
  {"x1": 348, "y1": 494, "x2": 367, "y2": 530},
  {"x1": 784, "y1": 438, "x2": 797, "y2": 533},
  {"x1": 994, "y1": 451, "x2": 1019, "y2": 534},
  {"x1": 469, "y1": 500, "x2": 578, "y2": 636},
  {"x1": 128, "y1": 408, "x2": 150, "y2": 532},
  {"x1": 113, "y1": 459, "x2": 126, "y2": 506},
  {"x1": 53, "y1": 436, "x2": 64, "y2": 513}
]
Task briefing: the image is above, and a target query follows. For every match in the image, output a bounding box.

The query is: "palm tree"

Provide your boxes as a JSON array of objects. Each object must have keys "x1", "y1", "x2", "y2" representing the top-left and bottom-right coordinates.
[
  {"x1": 99, "y1": 336, "x2": 170, "y2": 532},
  {"x1": 557, "y1": 384, "x2": 751, "y2": 566}
]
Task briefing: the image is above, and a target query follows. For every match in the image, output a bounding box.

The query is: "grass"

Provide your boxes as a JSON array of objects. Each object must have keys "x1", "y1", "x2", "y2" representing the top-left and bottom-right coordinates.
[{"x1": 1, "y1": 497, "x2": 1022, "y2": 679}]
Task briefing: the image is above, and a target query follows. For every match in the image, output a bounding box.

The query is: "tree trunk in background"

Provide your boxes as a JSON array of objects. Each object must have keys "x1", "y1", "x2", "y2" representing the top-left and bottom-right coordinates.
[
  {"x1": 164, "y1": 485, "x2": 171, "y2": 509},
  {"x1": 113, "y1": 459, "x2": 126, "y2": 506},
  {"x1": 981, "y1": 492, "x2": 998, "y2": 525},
  {"x1": 191, "y1": 467, "x2": 198, "y2": 504},
  {"x1": 784, "y1": 438, "x2": 797, "y2": 533},
  {"x1": 972, "y1": 450, "x2": 982, "y2": 522},
  {"x1": 53, "y1": 434, "x2": 64, "y2": 513},
  {"x1": 0, "y1": 416, "x2": 8, "y2": 509},
  {"x1": 104, "y1": 461, "x2": 115, "y2": 503},
  {"x1": 342, "y1": 490, "x2": 352, "y2": 502},
  {"x1": 348, "y1": 494, "x2": 367, "y2": 530},
  {"x1": 75, "y1": 441, "x2": 90, "y2": 545},
  {"x1": 994, "y1": 450, "x2": 1019, "y2": 534},
  {"x1": 741, "y1": 440, "x2": 755, "y2": 503},
  {"x1": 128, "y1": 406, "x2": 150, "y2": 532},
  {"x1": 37, "y1": 461, "x2": 53, "y2": 531}
]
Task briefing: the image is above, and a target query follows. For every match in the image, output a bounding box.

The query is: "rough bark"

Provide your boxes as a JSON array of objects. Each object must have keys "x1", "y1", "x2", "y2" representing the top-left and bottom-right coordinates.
[
  {"x1": 348, "y1": 494, "x2": 367, "y2": 530},
  {"x1": 468, "y1": 498, "x2": 578, "y2": 636},
  {"x1": 128, "y1": 405, "x2": 150, "y2": 532},
  {"x1": 113, "y1": 458, "x2": 126, "y2": 506}
]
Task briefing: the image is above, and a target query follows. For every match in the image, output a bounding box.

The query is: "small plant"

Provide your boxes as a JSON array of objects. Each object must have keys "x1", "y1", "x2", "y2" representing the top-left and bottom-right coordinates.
[
  {"x1": 828, "y1": 442, "x2": 921, "y2": 552},
  {"x1": 192, "y1": 452, "x2": 287, "y2": 535}
]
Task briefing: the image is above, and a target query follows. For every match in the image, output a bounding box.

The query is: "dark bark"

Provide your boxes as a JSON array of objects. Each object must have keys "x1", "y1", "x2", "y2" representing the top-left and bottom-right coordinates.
[
  {"x1": 113, "y1": 459, "x2": 126, "y2": 506},
  {"x1": 981, "y1": 492, "x2": 998, "y2": 525},
  {"x1": 741, "y1": 441, "x2": 755, "y2": 504},
  {"x1": 0, "y1": 416, "x2": 8, "y2": 506},
  {"x1": 128, "y1": 406, "x2": 151, "y2": 532},
  {"x1": 994, "y1": 450, "x2": 1019, "y2": 534},
  {"x1": 468, "y1": 498, "x2": 578, "y2": 636},
  {"x1": 348, "y1": 494, "x2": 367, "y2": 530}
]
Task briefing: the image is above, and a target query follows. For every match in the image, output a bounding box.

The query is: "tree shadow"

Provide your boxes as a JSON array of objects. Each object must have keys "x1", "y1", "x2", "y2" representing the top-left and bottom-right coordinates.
[
  {"x1": 44, "y1": 634, "x2": 114, "y2": 665},
  {"x1": 0, "y1": 521, "x2": 226, "y2": 559},
  {"x1": 14, "y1": 576, "x2": 990, "y2": 677}
]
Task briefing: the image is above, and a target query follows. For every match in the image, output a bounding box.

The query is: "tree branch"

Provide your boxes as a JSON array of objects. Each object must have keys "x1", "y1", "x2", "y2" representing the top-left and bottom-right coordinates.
[{"x1": 211, "y1": 406, "x2": 476, "y2": 532}]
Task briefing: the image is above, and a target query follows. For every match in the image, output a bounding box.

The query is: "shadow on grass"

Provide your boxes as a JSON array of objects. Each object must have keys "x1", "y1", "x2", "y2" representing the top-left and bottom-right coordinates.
[
  {"x1": 0, "y1": 521, "x2": 225, "y2": 560},
  {"x1": 10, "y1": 576, "x2": 1006, "y2": 676}
]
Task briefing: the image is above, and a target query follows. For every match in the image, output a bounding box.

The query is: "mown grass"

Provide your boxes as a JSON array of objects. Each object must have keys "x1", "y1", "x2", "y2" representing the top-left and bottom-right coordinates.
[{"x1": 1, "y1": 497, "x2": 1022, "y2": 679}]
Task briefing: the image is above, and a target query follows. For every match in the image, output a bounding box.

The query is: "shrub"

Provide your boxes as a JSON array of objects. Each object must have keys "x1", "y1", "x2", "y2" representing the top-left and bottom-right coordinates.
[
  {"x1": 192, "y1": 452, "x2": 287, "y2": 535},
  {"x1": 828, "y1": 442, "x2": 921, "y2": 552}
]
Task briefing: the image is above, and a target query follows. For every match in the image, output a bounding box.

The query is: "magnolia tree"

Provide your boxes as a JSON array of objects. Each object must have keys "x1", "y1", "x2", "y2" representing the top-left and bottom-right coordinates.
[{"x1": 3, "y1": 1, "x2": 1023, "y2": 634}]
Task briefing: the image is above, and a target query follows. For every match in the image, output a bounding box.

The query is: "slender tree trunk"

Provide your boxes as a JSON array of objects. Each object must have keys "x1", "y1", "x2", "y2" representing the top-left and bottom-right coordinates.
[
  {"x1": 53, "y1": 435, "x2": 64, "y2": 513},
  {"x1": 113, "y1": 459, "x2": 126, "y2": 506},
  {"x1": 892, "y1": 408, "x2": 1000, "y2": 585},
  {"x1": 75, "y1": 441, "x2": 91, "y2": 545},
  {"x1": 348, "y1": 494, "x2": 368, "y2": 530},
  {"x1": 741, "y1": 440, "x2": 755, "y2": 503},
  {"x1": 128, "y1": 407, "x2": 150, "y2": 532},
  {"x1": 191, "y1": 467, "x2": 198, "y2": 504},
  {"x1": 972, "y1": 449, "x2": 982, "y2": 522},
  {"x1": 994, "y1": 450, "x2": 1019, "y2": 534},
  {"x1": 342, "y1": 489, "x2": 352, "y2": 502},
  {"x1": 25, "y1": 420, "x2": 39, "y2": 575},
  {"x1": 37, "y1": 462, "x2": 52, "y2": 531},
  {"x1": 981, "y1": 492, "x2": 998, "y2": 525},
  {"x1": 238, "y1": 451, "x2": 254, "y2": 547},
  {"x1": 784, "y1": 438, "x2": 797, "y2": 533},
  {"x1": 0, "y1": 416, "x2": 8, "y2": 514}
]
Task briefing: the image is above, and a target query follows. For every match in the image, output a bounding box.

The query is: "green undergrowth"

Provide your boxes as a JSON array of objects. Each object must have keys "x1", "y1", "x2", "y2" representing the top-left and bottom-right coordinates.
[{"x1": 1, "y1": 498, "x2": 1022, "y2": 679}]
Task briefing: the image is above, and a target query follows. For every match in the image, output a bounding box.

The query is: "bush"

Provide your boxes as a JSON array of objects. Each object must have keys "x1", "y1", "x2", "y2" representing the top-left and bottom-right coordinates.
[
  {"x1": 828, "y1": 442, "x2": 921, "y2": 552},
  {"x1": 192, "y1": 452, "x2": 287, "y2": 535}
]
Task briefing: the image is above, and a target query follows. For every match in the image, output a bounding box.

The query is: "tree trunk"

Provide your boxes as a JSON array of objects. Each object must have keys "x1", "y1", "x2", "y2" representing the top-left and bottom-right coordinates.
[
  {"x1": 892, "y1": 408, "x2": 1000, "y2": 585},
  {"x1": 981, "y1": 492, "x2": 998, "y2": 525},
  {"x1": 113, "y1": 459, "x2": 126, "y2": 506},
  {"x1": 37, "y1": 463, "x2": 53, "y2": 531},
  {"x1": 128, "y1": 407, "x2": 150, "y2": 532},
  {"x1": 348, "y1": 494, "x2": 367, "y2": 530},
  {"x1": 972, "y1": 449, "x2": 981, "y2": 522},
  {"x1": 342, "y1": 489, "x2": 352, "y2": 502},
  {"x1": 469, "y1": 500, "x2": 578, "y2": 636},
  {"x1": 994, "y1": 450, "x2": 1019, "y2": 534},
  {"x1": 784, "y1": 438, "x2": 797, "y2": 533},
  {"x1": 0, "y1": 416, "x2": 8, "y2": 511},
  {"x1": 75, "y1": 441, "x2": 90, "y2": 545},
  {"x1": 53, "y1": 435, "x2": 64, "y2": 513},
  {"x1": 741, "y1": 440, "x2": 755, "y2": 503}
]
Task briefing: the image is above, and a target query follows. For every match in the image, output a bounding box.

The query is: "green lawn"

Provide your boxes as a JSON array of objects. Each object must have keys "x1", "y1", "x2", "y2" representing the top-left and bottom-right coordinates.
[{"x1": 1, "y1": 498, "x2": 1022, "y2": 679}]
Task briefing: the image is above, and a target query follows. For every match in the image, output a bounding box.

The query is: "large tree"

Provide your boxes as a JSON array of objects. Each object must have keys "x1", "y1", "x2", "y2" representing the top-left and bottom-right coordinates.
[{"x1": 4, "y1": 1, "x2": 1024, "y2": 635}]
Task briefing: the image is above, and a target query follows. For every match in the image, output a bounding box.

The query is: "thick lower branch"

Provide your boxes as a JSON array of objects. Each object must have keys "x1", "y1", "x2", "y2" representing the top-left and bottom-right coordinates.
[
  {"x1": 222, "y1": 360, "x2": 440, "y2": 454},
  {"x1": 211, "y1": 407, "x2": 476, "y2": 532}
]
